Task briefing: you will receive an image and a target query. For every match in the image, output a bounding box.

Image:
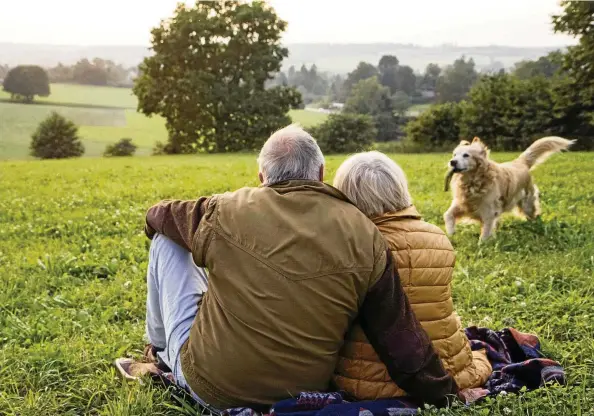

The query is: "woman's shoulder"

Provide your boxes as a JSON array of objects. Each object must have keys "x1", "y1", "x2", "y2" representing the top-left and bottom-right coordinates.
[{"x1": 380, "y1": 217, "x2": 453, "y2": 252}]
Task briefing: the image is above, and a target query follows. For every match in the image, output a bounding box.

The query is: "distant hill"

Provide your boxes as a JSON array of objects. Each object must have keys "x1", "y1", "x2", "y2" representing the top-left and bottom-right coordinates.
[{"x1": 0, "y1": 42, "x2": 565, "y2": 74}]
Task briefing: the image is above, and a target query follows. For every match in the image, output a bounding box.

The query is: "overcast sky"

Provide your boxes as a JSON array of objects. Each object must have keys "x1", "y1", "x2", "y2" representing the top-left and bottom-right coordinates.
[{"x1": 0, "y1": 0, "x2": 576, "y2": 47}]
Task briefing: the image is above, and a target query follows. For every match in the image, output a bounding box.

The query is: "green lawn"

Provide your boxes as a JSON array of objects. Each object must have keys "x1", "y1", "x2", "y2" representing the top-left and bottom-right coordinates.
[
  {"x1": 0, "y1": 152, "x2": 592, "y2": 415},
  {"x1": 0, "y1": 84, "x2": 328, "y2": 160},
  {"x1": 0, "y1": 102, "x2": 164, "y2": 158},
  {"x1": 408, "y1": 103, "x2": 431, "y2": 116},
  {"x1": 288, "y1": 109, "x2": 329, "y2": 127},
  {"x1": 0, "y1": 83, "x2": 138, "y2": 109}
]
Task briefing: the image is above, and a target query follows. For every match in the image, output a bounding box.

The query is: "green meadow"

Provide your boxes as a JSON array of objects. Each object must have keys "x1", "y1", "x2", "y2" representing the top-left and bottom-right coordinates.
[
  {"x1": 0, "y1": 84, "x2": 327, "y2": 160},
  {"x1": 1, "y1": 151, "x2": 593, "y2": 415}
]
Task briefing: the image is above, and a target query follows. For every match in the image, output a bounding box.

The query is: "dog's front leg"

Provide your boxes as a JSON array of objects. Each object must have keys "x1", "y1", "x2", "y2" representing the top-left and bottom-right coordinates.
[
  {"x1": 480, "y1": 216, "x2": 498, "y2": 241},
  {"x1": 444, "y1": 204, "x2": 462, "y2": 236}
]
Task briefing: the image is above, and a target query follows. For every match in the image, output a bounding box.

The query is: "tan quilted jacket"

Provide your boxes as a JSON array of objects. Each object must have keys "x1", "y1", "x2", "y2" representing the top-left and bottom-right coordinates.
[{"x1": 334, "y1": 206, "x2": 492, "y2": 399}]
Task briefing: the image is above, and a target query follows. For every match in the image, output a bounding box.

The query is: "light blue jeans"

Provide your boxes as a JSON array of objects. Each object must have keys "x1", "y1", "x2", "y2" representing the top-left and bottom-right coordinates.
[{"x1": 145, "y1": 234, "x2": 214, "y2": 409}]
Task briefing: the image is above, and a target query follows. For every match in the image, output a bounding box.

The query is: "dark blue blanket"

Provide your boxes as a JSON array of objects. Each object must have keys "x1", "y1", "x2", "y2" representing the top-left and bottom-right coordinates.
[{"x1": 221, "y1": 327, "x2": 565, "y2": 416}]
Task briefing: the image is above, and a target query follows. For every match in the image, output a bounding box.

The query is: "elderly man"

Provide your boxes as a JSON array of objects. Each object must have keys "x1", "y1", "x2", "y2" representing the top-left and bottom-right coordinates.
[{"x1": 117, "y1": 125, "x2": 459, "y2": 410}]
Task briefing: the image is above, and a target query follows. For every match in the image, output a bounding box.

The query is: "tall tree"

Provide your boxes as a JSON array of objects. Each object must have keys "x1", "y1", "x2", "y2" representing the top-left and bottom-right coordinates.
[
  {"x1": 394, "y1": 65, "x2": 417, "y2": 96},
  {"x1": 341, "y1": 61, "x2": 378, "y2": 100},
  {"x1": 378, "y1": 55, "x2": 399, "y2": 94},
  {"x1": 378, "y1": 55, "x2": 399, "y2": 73},
  {"x1": 343, "y1": 77, "x2": 403, "y2": 142},
  {"x1": 420, "y1": 63, "x2": 441, "y2": 91},
  {"x1": 343, "y1": 77, "x2": 393, "y2": 116},
  {"x1": 133, "y1": 1, "x2": 301, "y2": 153},
  {"x1": 391, "y1": 90, "x2": 411, "y2": 116},
  {"x1": 553, "y1": 1, "x2": 594, "y2": 133},
  {"x1": 328, "y1": 74, "x2": 344, "y2": 102},
  {"x1": 3, "y1": 65, "x2": 50, "y2": 103},
  {"x1": 513, "y1": 51, "x2": 563, "y2": 80},
  {"x1": 436, "y1": 56, "x2": 478, "y2": 103},
  {"x1": 72, "y1": 59, "x2": 108, "y2": 86}
]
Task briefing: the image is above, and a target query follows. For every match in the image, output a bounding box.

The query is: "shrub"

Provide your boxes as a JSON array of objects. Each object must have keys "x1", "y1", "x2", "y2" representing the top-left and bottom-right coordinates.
[
  {"x1": 374, "y1": 112, "x2": 401, "y2": 142},
  {"x1": 375, "y1": 114, "x2": 416, "y2": 142},
  {"x1": 3, "y1": 65, "x2": 50, "y2": 103},
  {"x1": 460, "y1": 73, "x2": 556, "y2": 150},
  {"x1": 405, "y1": 102, "x2": 463, "y2": 150},
  {"x1": 407, "y1": 72, "x2": 594, "y2": 152},
  {"x1": 310, "y1": 113, "x2": 376, "y2": 154},
  {"x1": 103, "y1": 138, "x2": 137, "y2": 157},
  {"x1": 30, "y1": 112, "x2": 84, "y2": 159}
]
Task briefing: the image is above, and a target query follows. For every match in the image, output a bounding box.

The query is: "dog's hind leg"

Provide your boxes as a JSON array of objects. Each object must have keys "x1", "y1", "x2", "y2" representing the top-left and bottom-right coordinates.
[
  {"x1": 520, "y1": 184, "x2": 541, "y2": 220},
  {"x1": 444, "y1": 204, "x2": 464, "y2": 236}
]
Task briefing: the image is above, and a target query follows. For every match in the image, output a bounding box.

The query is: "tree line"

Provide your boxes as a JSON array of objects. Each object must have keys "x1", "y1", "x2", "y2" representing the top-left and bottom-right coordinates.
[
  {"x1": 47, "y1": 58, "x2": 136, "y2": 87},
  {"x1": 406, "y1": 47, "x2": 593, "y2": 151},
  {"x1": 0, "y1": 58, "x2": 136, "y2": 90},
  {"x1": 5, "y1": 0, "x2": 593, "y2": 156}
]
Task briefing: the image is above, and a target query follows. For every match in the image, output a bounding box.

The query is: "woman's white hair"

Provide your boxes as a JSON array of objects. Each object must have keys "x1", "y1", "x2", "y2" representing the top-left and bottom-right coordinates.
[
  {"x1": 257, "y1": 124, "x2": 324, "y2": 185},
  {"x1": 333, "y1": 151, "x2": 412, "y2": 218}
]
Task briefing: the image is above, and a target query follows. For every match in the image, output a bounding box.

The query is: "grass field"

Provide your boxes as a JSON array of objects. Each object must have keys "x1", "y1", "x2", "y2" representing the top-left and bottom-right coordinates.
[
  {"x1": 1, "y1": 152, "x2": 593, "y2": 415},
  {"x1": 0, "y1": 83, "x2": 138, "y2": 109},
  {"x1": 0, "y1": 84, "x2": 327, "y2": 160}
]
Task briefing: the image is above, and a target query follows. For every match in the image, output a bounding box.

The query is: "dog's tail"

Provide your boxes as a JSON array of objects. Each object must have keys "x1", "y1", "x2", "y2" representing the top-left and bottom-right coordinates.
[{"x1": 517, "y1": 136, "x2": 575, "y2": 169}]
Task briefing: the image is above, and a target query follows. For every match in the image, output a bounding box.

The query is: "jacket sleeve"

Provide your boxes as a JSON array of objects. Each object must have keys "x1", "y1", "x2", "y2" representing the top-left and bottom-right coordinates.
[
  {"x1": 144, "y1": 197, "x2": 211, "y2": 252},
  {"x1": 359, "y1": 249, "x2": 459, "y2": 406}
]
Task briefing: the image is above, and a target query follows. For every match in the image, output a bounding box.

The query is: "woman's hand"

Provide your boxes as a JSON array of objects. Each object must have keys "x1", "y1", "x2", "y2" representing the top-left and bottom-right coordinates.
[{"x1": 457, "y1": 388, "x2": 489, "y2": 404}]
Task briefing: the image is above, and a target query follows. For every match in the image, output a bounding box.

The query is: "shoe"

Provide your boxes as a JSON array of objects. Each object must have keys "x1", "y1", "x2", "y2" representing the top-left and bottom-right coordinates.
[{"x1": 114, "y1": 358, "x2": 159, "y2": 384}]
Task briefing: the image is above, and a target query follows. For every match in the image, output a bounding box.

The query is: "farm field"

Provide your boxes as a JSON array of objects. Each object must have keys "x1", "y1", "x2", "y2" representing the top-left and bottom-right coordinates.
[
  {"x1": 0, "y1": 152, "x2": 593, "y2": 415},
  {"x1": 0, "y1": 84, "x2": 328, "y2": 160}
]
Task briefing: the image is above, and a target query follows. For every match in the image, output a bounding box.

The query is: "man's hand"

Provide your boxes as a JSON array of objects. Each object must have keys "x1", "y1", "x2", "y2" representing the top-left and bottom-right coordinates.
[
  {"x1": 457, "y1": 388, "x2": 489, "y2": 404},
  {"x1": 360, "y1": 250, "x2": 459, "y2": 406}
]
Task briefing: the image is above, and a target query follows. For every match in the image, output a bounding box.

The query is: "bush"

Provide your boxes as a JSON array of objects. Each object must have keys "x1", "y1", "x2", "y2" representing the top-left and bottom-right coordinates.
[
  {"x1": 103, "y1": 138, "x2": 137, "y2": 157},
  {"x1": 374, "y1": 112, "x2": 401, "y2": 142},
  {"x1": 3, "y1": 65, "x2": 50, "y2": 103},
  {"x1": 310, "y1": 113, "x2": 376, "y2": 154},
  {"x1": 405, "y1": 72, "x2": 594, "y2": 151},
  {"x1": 151, "y1": 141, "x2": 169, "y2": 155},
  {"x1": 405, "y1": 102, "x2": 463, "y2": 150},
  {"x1": 30, "y1": 112, "x2": 84, "y2": 159},
  {"x1": 460, "y1": 73, "x2": 556, "y2": 150},
  {"x1": 375, "y1": 114, "x2": 416, "y2": 142}
]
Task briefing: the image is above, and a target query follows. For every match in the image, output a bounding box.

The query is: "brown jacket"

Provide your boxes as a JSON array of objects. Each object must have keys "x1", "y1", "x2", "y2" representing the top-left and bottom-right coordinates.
[
  {"x1": 334, "y1": 206, "x2": 492, "y2": 400},
  {"x1": 145, "y1": 181, "x2": 458, "y2": 409}
]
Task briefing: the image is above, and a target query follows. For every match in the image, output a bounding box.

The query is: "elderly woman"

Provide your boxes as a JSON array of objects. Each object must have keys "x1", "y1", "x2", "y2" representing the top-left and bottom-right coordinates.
[{"x1": 332, "y1": 151, "x2": 492, "y2": 400}]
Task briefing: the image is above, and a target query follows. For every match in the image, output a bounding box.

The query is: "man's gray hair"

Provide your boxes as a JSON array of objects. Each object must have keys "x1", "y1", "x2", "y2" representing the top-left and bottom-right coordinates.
[
  {"x1": 333, "y1": 151, "x2": 412, "y2": 218},
  {"x1": 258, "y1": 124, "x2": 325, "y2": 184}
]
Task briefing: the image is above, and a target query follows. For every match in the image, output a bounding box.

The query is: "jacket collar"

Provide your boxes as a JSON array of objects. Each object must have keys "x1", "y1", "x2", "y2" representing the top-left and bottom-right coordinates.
[
  {"x1": 264, "y1": 180, "x2": 353, "y2": 204},
  {"x1": 371, "y1": 205, "x2": 422, "y2": 226}
]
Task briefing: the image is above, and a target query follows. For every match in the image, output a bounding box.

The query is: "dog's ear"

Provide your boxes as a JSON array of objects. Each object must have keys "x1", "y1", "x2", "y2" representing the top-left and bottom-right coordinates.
[
  {"x1": 459, "y1": 140, "x2": 470, "y2": 146},
  {"x1": 473, "y1": 137, "x2": 489, "y2": 152}
]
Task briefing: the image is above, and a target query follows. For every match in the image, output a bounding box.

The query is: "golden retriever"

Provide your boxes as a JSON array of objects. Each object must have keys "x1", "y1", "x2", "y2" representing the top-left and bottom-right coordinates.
[{"x1": 444, "y1": 136, "x2": 574, "y2": 241}]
